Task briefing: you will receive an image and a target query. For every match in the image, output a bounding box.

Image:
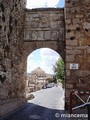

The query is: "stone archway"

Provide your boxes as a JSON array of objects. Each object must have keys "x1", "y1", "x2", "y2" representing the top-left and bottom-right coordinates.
[
  {"x1": 23, "y1": 40, "x2": 65, "y2": 60},
  {"x1": 23, "y1": 8, "x2": 65, "y2": 59},
  {"x1": 22, "y1": 40, "x2": 65, "y2": 83},
  {"x1": 26, "y1": 47, "x2": 64, "y2": 92},
  {"x1": 22, "y1": 40, "x2": 65, "y2": 88}
]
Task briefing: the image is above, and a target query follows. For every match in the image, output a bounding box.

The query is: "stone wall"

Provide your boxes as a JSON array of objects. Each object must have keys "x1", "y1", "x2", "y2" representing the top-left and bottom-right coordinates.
[
  {"x1": 0, "y1": 0, "x2": 27, "y2": 116},
  {"x1": 65, "y1": 0, "x2": 90, "y2": 108},
  {"x1": 24, "y1": 8, "x2": 64, "y2": 41},
  {"x1": 24, "y1": 8, "x2": 65, "y2": 60}
]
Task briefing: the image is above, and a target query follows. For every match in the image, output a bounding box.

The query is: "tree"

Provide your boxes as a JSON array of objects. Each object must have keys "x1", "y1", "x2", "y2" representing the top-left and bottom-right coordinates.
[
  {"x1": 51, "y1": 74, "x2": 57, "y2": 83},
  {"x1": 53, "y1": 58, "x2": 64, "y2": 83}
]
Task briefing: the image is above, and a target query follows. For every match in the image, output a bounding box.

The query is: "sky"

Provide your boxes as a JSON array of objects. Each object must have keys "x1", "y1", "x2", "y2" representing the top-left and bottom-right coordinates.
[
  {"x1": 26, "y1": 0, "x2": 65, "y2": 9},
  {"x1": 27, "y1": 48, "x2": 60, "y2": 74}
]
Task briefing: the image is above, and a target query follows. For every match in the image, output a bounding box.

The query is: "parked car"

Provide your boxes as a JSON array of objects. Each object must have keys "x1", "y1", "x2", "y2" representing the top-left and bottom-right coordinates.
[
  {"x1": 46, "y1": 83, "x2": 55, "y2": 88},
  {"x1": 42, "y1": 85, "x2": 47, "y2": 89}
]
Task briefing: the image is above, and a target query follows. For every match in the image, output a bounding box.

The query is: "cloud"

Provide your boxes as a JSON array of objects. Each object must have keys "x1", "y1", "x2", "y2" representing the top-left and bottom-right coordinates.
[
  {"x1": 27, "y1": 53, "x2": 39, "y2": 73},
  {"x1": 26, "y1": 0, "x2": 63, "y2": 9},
  {"x1": 27, "y1": 59, "x2": 38, "y2": 73},
  {"x1": 40, "y1": 48, "x2": 60, "y2": 65},
  {"x1": 27, "y1": 48, "x2": 60, "y2": 74}
]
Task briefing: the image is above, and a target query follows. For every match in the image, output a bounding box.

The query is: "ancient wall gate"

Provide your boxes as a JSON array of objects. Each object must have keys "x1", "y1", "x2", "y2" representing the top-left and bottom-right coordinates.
[{"x1": 0, "y1": 0, "x2": 90, "y2": 116}]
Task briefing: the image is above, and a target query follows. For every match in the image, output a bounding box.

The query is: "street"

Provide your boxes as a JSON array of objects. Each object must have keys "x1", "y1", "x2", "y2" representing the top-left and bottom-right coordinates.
[
  {"x1": 2, "y1": 86, "x2": 67, "y2": 120},
  {"x1": 29, "y1": 86, "x2": 65, "y2": 110}
]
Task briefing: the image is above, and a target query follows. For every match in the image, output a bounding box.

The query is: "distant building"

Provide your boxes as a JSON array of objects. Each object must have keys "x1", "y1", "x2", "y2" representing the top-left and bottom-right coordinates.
[{"x1": 27, "y1": 67, "x2": 53, "y2": 92}]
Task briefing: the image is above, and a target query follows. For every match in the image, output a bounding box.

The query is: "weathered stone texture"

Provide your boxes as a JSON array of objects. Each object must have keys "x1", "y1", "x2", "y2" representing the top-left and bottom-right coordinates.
[
  {"x1": 0, "y1": 0, "x2": 26, "y2": 116},
  {"x1": 24, "y1": 8, "x2": 64, "y2": 41},
  {"x1": 23, "y1": 8, "x2": 65, "y2": 61},
  {"x1": 65, "y1": 0, "x2": 90, "y2": 108}
]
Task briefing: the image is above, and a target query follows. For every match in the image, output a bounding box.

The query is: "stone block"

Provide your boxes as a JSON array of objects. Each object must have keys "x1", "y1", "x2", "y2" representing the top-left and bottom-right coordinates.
[
  {"x1": 75, "y1": 32, "x2": 85, "y2": 39},
  {"x1": 0, "y1": 48, "x2": 4, "y2": 54},
  {"x1": 66, "y1": 84, "x2": 74, "y2": 89},
  {"x1": 76, "y1": 15, "x2": 83, "y2": 18},
  {"x1": 70, "y1": 40, "x2": 77, "y2": 46},
  {"x1": 50, "y1": 21, "x2": 58, "y2": 29},
  {"x1": 44, "y1": 31, "x2": 51, "y2": 40},
  {"x1": 75, "y1": 70, "x2": 90, "y2": 77},
  {"x1": 66, "y1": 63, "x2": 70, "y2": 69},
  {"x1": 51, "y1": 31, "x2": 58, "y2": 40},
  {"x1": 66, "y1": 46, "x2": 72, "y2": 49},
  {"x1": 39, "y1": 22, "x2": 50, "y2": 28},
  {"x1": 66, "y1": 32, "x2": 75, "y2": 39},
  {"x1": 76, "y1": 83, "x2": 88, "y2": 89},
  {"x1": 24, "y1": 30, "x2": 30, "y2": 40},
  {"x1": 66, "y1": 55, "x2": 74, "y2": 62},
  {"x1": 32, "y1": 31, "x2": 38, "y2": 40},
  {"x1": 85, "y1": 30, "x2": 90, "y2": 37},
  {"x1": 66, "y1": 19, "x2": 71, "y2": 24},
  {"x1": 76, "y1": 46, "x2": 88, "y2": 50},
  {"x1": 33, "y1": 14, "x2": 40, "y2": 18},
  {"x1": 66, "y1": 24, "x2": 77, "y2": 30},
  {"x1": 66, "y1": 70, "x2": 70, "y2": 76},
  {"x1": 31, "y1": 22, "x2": 39, "y2": 28},
  {"x1": 37, "y1": 31, "x2": 44, "y2": 40},
  {"x1": 66, "y1": 79, "x2": 78, "y2": 84},
  {"x1": 73, "y1": 19, "x2": 80, "y2": 24},
  {"x1": 83, "y1": 22, "x2": 90, "y2": 29},
  {"x1": 66, "y1": 49, "x2": 82, "y2": 55},
  {"x1": 87, "y1": 56, "x2": 90, "y2": 62},
  {"x1": 53, "y1": 15, "x2": 62, "y2": 21},
  {"x1": 87, "y1": 48, "x2": 90, "y2": 53}
]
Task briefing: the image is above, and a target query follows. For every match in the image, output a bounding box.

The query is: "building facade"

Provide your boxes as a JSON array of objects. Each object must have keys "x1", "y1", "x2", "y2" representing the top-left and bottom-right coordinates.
[{"x1": 27, "y1": 67, "x2": 53, "y2": 92}]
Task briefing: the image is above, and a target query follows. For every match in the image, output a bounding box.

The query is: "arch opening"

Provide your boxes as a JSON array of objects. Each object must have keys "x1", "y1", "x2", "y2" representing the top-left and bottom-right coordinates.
[{"x1": 26, "y1": 48, "x2": 65, "y2": 110}]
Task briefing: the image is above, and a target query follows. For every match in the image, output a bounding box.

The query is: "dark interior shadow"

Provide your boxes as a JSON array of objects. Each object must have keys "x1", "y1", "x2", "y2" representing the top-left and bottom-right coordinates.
[{"x1": 0, "y1": 103, "x2": 67, "y2": 120}]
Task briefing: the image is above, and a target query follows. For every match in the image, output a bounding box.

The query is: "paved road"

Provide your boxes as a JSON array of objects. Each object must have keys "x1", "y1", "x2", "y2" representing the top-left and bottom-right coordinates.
[
  {"x1": 2, "y1": 86, "x2": 67, "y2": 120},
  {"x1": 29, "y1": 86, "x2": 65, "y2": 110}
]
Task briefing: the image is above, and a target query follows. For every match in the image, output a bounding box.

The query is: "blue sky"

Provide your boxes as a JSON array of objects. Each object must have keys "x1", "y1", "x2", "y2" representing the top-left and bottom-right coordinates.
[
  {"x1": 26, "y1": 0, "x2": 65, "y2": 9},
  {"x1": 27, "y1": 48, "x2": 60, "y2": 74}
]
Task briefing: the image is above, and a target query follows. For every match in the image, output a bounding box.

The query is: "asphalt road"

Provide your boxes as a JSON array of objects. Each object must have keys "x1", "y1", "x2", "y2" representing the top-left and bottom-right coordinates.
[
  {"x1": 29, "y1": 86, "x2": 65, "y2": 110},
  {"x1": 1, "y1": 86, "x2": 67, "y2": 120}
]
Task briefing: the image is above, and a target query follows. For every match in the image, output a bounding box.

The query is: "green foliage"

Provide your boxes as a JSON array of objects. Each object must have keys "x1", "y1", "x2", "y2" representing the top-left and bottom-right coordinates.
[
  {"x1": 50, "y1": 74, "x2": 57, "y2": 83},
  {"x1": 53, "y1": 58, "x2": 64, "y2": 81},
  {"x1": 46, "y1": 77, "x2": 53, "y2": 83}
]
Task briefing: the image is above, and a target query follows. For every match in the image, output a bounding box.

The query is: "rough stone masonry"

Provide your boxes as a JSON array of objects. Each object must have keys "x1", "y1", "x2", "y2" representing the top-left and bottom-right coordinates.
[
  {"x1": 65, "y1": 0, "x2": 90, "y2": 107},
  {"x1": 24, "y1": 8, "x2": 65, "y2": 59},
  {"x1": 0, "y1": 0, "x2": 27, "y2": 116}
]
